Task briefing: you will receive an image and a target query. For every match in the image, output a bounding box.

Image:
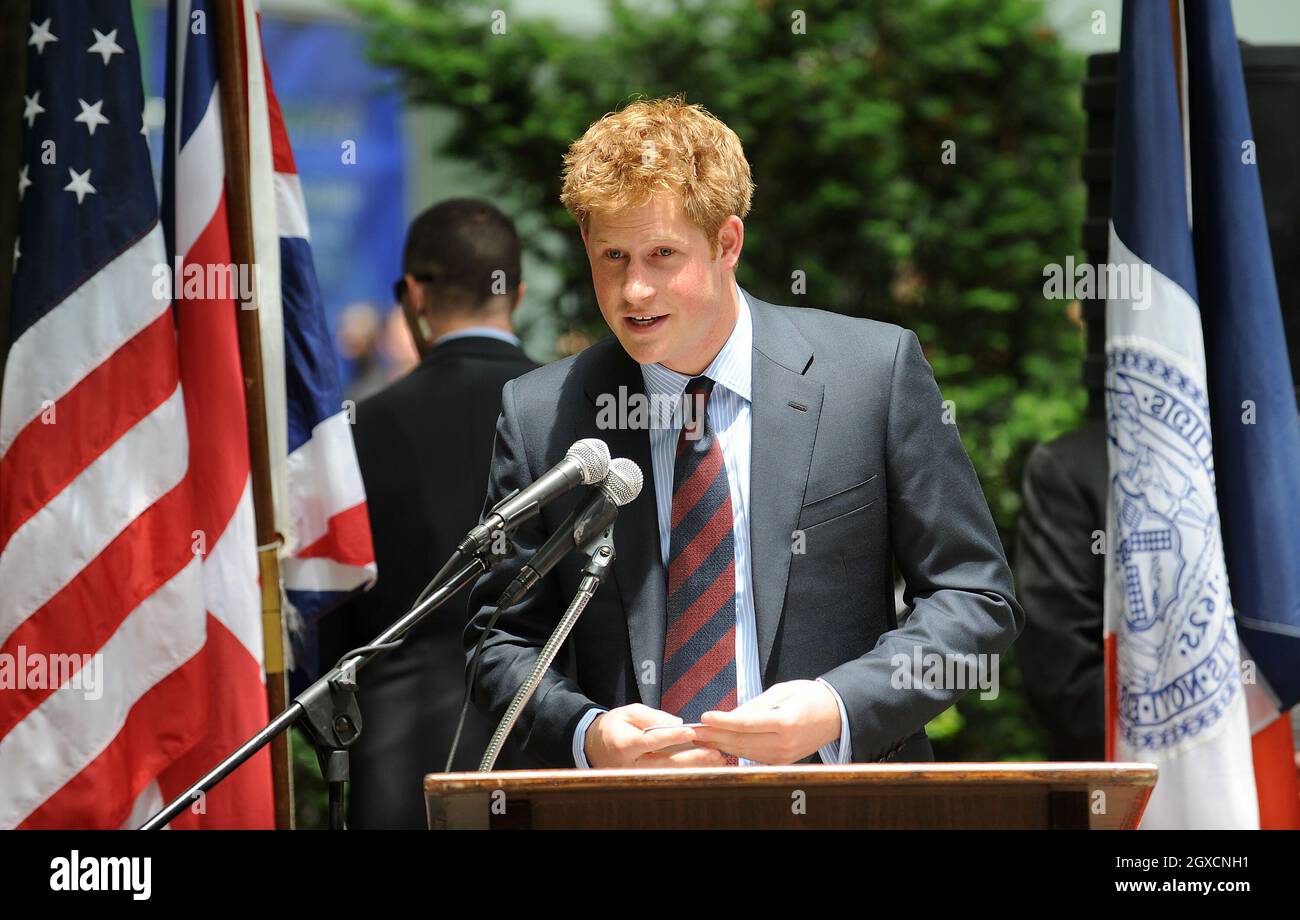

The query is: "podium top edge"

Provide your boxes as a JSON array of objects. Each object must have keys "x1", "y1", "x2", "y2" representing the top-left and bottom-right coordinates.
[{"x1": 424, "y1": 761, "x2": 1158, "y2": 794}]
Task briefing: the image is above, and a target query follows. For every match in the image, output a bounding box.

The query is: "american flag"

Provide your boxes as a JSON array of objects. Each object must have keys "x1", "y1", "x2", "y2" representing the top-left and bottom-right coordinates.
[
  {"x1": 0, "y1": 0, "x2": 219, "y2": 829},
  {"x1": 0, "y1": 0, "x2": 374, "y2": 829}
]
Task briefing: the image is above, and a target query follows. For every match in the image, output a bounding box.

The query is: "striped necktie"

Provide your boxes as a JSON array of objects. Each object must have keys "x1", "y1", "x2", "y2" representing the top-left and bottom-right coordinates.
[{"x1": 661, "y1": 376, "x2": 739, "y2": 741}]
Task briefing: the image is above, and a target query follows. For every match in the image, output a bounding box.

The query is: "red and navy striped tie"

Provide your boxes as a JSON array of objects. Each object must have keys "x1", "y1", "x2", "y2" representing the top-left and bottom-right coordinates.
[{"x1": 662, "y1": 377, "x2": 739, "y2": 747}]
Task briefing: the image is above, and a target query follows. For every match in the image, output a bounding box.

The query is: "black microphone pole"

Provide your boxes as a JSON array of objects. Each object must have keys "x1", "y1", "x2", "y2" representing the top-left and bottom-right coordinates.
[
  {"x1": 141, "y1": 439, "x2": 611, "y2": 829},
  {"x1": 140, "y1": 552, "x2": 492, "y2": 830}
]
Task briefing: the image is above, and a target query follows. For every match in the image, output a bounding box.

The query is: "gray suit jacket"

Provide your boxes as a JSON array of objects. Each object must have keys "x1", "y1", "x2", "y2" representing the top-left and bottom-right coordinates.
[{"x1": 464, "y1": 289, "x2": 1024, "y2": 767}]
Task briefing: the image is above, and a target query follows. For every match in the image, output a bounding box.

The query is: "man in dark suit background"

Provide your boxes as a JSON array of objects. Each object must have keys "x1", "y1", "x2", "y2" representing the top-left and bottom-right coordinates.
[
  {"x1": 320, "y1": 199, "x2": 538, "y2": 827},
  {"x1": 1015, "y1": 417, "x2": 1108, "y2": 761},
  {"x1": 465, "y1": 98, "x2": 1023, "y2": 769}
]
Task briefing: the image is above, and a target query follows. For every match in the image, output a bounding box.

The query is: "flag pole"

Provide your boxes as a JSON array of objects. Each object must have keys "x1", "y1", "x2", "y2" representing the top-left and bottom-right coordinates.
[
  {"x1": 1169, "y1": 0, "x2": 1184, "y2": 99},
  {"x1": 212, "y1": 0, "x2": 295, "y2": 831},
  {"x1": 1169, "y1": 0, "x2": 1192, "y2": 224}
]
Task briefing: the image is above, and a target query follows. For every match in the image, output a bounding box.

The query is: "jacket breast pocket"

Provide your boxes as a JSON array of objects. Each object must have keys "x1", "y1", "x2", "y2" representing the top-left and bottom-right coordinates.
[
  {"x1": 797, "y1": 474, "x2": 883, "y2": 533},
  {"x1": 782, "y1": 474, "x2": 888, "y2": 678}
]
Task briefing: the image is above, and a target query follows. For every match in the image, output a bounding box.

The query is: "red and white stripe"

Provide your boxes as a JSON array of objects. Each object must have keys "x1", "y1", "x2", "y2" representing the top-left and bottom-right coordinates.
[
  {"x1": 0, "y1": 219, "x2": 212, "y2": 828},
  {"x1": 148, "y1": 1, "x2": 273, "y2": 829},
  {"x1": 0, "y1": 0, "x2": 277, "y2": 830}
]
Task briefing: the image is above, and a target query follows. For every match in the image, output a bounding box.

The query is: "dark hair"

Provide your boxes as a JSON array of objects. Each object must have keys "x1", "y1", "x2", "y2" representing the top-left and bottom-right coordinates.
[{"x1": 400, "y1": 198, "x2": 521, "y2": 311}]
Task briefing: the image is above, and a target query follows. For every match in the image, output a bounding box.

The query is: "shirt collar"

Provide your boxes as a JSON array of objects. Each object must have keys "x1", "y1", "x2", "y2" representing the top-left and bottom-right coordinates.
[
  {"x1": 639, "y1": 281, "x2": 752, "y2": 428},
  {"x1": 431, "y1": 326, "x2": 521, "y2": 348}
]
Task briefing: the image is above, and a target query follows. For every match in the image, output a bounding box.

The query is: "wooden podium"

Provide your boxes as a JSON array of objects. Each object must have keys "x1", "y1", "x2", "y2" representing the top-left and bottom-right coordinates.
[{"x1": 424, "y1": 762, "x2": 1155, "y2": 829}]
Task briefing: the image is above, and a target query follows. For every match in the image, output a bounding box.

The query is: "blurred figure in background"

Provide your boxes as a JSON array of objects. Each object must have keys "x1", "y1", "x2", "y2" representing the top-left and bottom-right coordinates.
[
  {"x1": 338, "y1": 302, "x2": 421, "y2": 403},
  {"x1": 320, "y1": 198, "x2": 538, "y2": 828},
  {"x1": 1015, "y1": 416, "x2": 1107, "y2": 761},
  {"x1": 380, "y1": 303, "x2": 420, "y2": 377},
  {"x1": 337, "y1": 302, "x2": 385, "y2": 403}
]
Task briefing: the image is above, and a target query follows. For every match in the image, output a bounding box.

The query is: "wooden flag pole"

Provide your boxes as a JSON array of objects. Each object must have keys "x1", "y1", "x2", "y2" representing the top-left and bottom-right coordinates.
[
  {"x1": 1169, "y1": 0, "x2": 1192, "y2": 225},
  {"x1": 212, "y1": 0, "x2": 295, "y2": 831},
  {"x1": 1169, "y1": 0, "x2": 1184, "y2": 97}
]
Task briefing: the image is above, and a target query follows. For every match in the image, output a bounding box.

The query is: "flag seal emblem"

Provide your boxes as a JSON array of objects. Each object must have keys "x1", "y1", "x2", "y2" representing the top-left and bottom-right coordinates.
[{"x1": 1107, "y1": 346, "x2": 1243, "y2": 753}]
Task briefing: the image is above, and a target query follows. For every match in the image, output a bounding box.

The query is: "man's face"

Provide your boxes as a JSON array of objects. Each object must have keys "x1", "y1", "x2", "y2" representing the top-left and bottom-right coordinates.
[{"x1": 582, "y1": 192, "x2": 742, "y2": 374}]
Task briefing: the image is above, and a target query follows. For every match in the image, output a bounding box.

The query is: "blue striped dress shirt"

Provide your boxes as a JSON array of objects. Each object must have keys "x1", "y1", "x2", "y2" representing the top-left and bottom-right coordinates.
[{"x1": 572, "y1": 283, "x2": 852, "y2": 767}]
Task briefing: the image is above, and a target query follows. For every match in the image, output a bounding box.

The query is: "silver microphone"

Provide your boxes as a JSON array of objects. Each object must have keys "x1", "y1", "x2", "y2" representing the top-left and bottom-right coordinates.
[
  {"x1": 461, "y1": 438, "x2": 610, "y2": 555},
  {"x1": 494, "y1": 457, "x2": 643, "y2": 609}
]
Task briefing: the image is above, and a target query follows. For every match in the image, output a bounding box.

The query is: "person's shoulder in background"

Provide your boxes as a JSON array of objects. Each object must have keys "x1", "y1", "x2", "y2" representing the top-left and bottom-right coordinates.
[
  {"x1": 1015, "y1": 415, "x2": 1108, "y2": 761},
  {"x1": 355, "y1": 336, "x2": 536, "y2": 425},
  {"x1": 1022, "y1": 416, "x2": 1108, "y2": 514}
]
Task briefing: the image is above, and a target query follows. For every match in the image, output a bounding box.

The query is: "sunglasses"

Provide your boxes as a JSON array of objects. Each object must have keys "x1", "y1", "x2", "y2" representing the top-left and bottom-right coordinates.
[{"x1": 393, "y1": 272, "x2": 438, "y2": 303}]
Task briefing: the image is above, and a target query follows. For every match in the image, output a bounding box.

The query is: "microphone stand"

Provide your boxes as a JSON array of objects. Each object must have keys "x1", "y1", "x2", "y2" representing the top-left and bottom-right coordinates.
[
  {"x1": 140, "y1": 551, "x2": 497, "y2": 830},
  {"x1": 478, "y1": 526, "x2": 617, "y2": 771}
]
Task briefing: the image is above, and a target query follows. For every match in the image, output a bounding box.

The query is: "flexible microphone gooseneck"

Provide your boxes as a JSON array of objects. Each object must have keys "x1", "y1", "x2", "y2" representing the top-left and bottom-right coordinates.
[
  {"x1": 475, "y1": 458, "x2": 643, "y2": 771},
  {"x1": 445, "y1": 458, "x2": 643, "y2": 772}
]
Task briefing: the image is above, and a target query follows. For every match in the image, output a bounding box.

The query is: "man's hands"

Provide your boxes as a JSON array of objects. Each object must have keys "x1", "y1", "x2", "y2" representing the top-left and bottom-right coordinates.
[
  {"x1": 583, "y1": 680, "x2": 844, "y2": 768},
  {"x1": 692, "y1": 680, "x2": 843, "y2": 765},
  {"x1": 584, "y1": 704, "x2": 726, "y2": 768}
]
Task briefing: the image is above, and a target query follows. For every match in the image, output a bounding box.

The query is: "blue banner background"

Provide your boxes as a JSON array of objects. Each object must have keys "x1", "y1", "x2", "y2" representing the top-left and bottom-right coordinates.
[{"x1": 143, "y1": 9, "x2": 406, "y2": 387}]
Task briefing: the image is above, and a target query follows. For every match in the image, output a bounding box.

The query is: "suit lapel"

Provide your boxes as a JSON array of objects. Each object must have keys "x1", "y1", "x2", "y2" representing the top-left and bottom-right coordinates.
[
  {"x1": 747, "y1": 296, "x2": 823, "y2": 679},
  {"x1": 579, "y1": 341, "x2": 665, "y2": 708}
]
